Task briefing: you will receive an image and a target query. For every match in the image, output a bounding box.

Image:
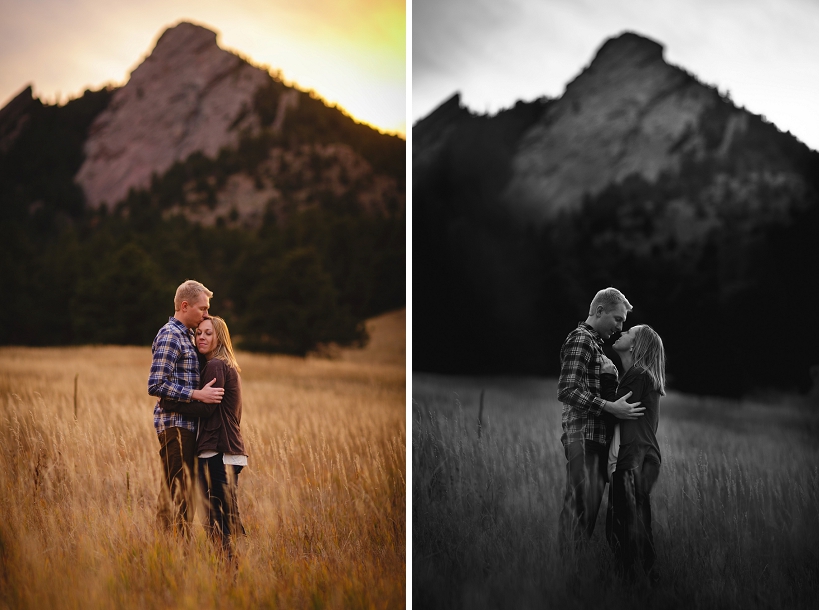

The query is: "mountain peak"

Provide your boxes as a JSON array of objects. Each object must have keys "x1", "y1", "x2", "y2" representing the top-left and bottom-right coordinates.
[
  {"x1": 0, "y1": 84, "x2": 38, "y2": 154},
  {"x1": 502, "y1": 30, "x2": 718, "y2": 219},
  {"x1": 414, "y1": 92, "x2": 463, "y2": 136},
  {"x1": 592, "y1": 31, "x2": 665, "y2": 68},
  {"x1": 76, "y1": 21, "x2": 271, "y2": 208},
  {"x1": 153, "y1": 22, "x2": 219, "y2": 57}
]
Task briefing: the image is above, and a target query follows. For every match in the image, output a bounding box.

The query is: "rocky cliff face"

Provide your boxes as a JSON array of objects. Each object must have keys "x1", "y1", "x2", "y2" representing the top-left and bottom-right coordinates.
[
  {"x1": 75, "y1": 22, "x2": 270, "y2": 209},
  {"x1": 504, "y1": 33, "x2": 719, "y2": 219},
  {"x1": 55, "y1": 21, "x2": 403, "y2": 226},
  {"x1": 416, "y1": 32, "x2": 809, "y2": 228},
  {"x1": 0, "y1": 22, "x2": 404, "y2": 226}
]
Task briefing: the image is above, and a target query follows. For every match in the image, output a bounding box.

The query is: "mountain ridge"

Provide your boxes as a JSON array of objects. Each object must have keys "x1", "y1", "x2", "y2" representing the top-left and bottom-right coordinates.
[
  {"x1": 76, "y1": 22, "x2": 269, "y2": 209},
  {"x1": 0, "y1": 21, "x2": 405, "y2": 227}
]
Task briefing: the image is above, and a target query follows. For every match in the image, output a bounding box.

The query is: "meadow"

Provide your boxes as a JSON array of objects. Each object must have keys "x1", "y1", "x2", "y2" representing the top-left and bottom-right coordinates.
[
  {"x1": 412, "y1": 373, "x2": 819, "y2": 609},
  {"x1": 0, "y1": 311, "x2": 405, "y2": 609}
]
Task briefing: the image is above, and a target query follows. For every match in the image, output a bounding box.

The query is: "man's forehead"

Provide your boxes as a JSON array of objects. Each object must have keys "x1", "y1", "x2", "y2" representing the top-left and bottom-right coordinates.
[{"x1": 610, "y1": 304, "x2": 628, "y2": 317}]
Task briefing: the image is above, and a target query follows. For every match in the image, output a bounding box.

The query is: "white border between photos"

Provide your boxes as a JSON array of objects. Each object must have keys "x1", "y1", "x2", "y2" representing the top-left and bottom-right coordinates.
[{"x1": 405, "y1": 0, "x2": 413, "y2": 607}]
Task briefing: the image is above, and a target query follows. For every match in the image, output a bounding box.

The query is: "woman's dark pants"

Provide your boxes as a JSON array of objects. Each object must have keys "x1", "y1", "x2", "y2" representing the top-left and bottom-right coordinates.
[
  {"x1": 199, "y1": 454, "x2": 244, "y2": 559},
  {"x1": 606, "y1": 460, "x2": 660, "y2": 581}
]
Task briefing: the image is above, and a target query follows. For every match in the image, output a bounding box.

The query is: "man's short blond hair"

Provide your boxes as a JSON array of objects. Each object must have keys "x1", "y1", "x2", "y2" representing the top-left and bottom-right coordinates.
[
  {"x1": 589, "y1": 287, "x2": 632, "y2": 315},
  {"x1": 174, "y1": 279, "x2": 213, "y2": 311}
]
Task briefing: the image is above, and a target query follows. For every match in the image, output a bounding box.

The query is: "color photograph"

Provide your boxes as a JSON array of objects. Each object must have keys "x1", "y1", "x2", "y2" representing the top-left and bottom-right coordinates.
[{"x1": 0, "y1": 1, "x2": 406, "y2": 608}]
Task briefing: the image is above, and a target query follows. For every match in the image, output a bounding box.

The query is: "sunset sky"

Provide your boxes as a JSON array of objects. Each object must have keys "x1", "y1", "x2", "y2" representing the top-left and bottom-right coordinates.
[
  {"x1": 0, "y1": 0, "x2": 406, "y2": 136},
  {"x1": 414, "y1": 0, "x2": 819, "y2": 151}
]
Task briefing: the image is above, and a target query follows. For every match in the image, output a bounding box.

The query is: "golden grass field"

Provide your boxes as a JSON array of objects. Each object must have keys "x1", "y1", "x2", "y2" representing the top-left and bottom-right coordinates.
[
  {"x1": 412, "y1": 373, "x2": 819, "y2": 609},
  {"x1": 0, "y1": 310, "x2": 405, "y2": 609}
]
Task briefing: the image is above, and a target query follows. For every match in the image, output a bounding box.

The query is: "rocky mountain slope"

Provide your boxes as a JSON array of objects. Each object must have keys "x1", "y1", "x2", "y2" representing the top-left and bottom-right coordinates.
[
  {"x1": 506, "y1": 33, "x2": 741, "y2": 219},
  {"x1": 1, "y1": 22, "x2": 404, "y2": 227},
  {"x1": 76, "y1": 22, "x2": 270, "y2": 209},
  {"x1": 413, "y1": 31, "x2": 819, "y2": 396},
  {"x1": 416, "y1": 32, "x2": 808, "y2": 228}
]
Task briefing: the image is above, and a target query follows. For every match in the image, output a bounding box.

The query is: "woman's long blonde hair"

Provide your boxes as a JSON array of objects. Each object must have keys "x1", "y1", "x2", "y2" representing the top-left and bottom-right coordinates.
[
  {"x1": 206, "y1": 316, "x2": 241, "y2": 373},
  {"x1": 630, "y1": 324, "x2": 666, "y2": 395}
]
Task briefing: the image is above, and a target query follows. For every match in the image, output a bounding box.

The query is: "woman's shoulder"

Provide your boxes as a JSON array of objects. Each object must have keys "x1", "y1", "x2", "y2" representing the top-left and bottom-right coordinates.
[
  {"x1": 204, "y1": 358, "x2": 230, "y2": 373},
  {"x1": 630, "y1": 366, "x2": 650, "y2": 379},
  {"x1": 627, "y1": 366, "x2": 662, "y2": 396},
  {"x1": 620, "y1": 366, "x2": 650, "y2": 389},
  {"x1": 207, "y1": 357, "x2": 241, "y2": 379}
]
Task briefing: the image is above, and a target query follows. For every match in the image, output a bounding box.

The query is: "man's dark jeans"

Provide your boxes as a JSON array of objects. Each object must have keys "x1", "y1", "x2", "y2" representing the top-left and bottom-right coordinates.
[
  {"x1": 157, "y1": 427, "x2": 197, "y2": 534},
  {"x1": 199, "y1": 454, "x2": 244, "y2": 558},
  {"x1": 606, "y1": 460, "x2": 660, "y2": 581},
  {"x1": 559, "y1": 440, "x2": 608, "y2": 553}
]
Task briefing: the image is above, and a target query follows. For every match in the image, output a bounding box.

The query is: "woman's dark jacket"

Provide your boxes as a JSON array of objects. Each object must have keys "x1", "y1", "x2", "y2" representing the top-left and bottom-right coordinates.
[
  {"x1": 613, "y1": 366, "x2": 661, "y2": 469},
  {"x1": 161, "y1": 357, "x2": 246, "y2": 456}
]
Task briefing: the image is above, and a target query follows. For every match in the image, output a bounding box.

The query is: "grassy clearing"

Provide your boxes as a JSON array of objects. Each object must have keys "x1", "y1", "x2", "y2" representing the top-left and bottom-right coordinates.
[
  {"x1": 0, "y1": 323, "x2": 405, "y2": 609},
  {"x1": 412, "y1": 373, "x2": 819, "y2": 609}
]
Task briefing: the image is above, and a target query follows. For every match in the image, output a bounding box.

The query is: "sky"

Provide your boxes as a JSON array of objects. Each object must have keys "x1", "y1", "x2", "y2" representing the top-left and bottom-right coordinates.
[
  {"x1": 413, "y1": 0, "x2": 819, "y2": 151},
  {"x1": 0, "y1": 0, "x2": 406, "y2": 136}
]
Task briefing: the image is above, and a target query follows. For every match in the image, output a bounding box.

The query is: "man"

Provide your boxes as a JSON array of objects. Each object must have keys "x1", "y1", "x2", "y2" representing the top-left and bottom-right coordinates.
[
  {"x1": 148, "y1": 279, "x2": 224, "y2": 534},
  {"x1": 557, "y1": 287, "x2": 644, "y2": 552}
]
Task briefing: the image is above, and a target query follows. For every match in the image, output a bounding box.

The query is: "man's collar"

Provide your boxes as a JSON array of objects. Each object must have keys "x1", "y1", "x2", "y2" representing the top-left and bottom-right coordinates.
[
  {"x1": 578, "y1": 321, "x2": 604, "y2": 344},
  {"x1": 169, "y1": 316, "x2": 193, "y2": 335}
]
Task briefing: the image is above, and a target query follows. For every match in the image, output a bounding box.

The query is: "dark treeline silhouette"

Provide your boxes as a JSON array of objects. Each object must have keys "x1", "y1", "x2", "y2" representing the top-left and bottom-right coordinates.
[
  {"x1": 0, "y1": 84, "x2": 405, "y2": 355},
  {"x1": 413, "y1": 94, "x2": 819, "y2": 397}
]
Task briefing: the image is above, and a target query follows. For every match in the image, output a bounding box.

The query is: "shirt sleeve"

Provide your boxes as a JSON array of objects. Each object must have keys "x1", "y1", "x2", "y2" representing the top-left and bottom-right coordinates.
[
  {"x1": 160, "y1": 398, "x2": 217, "y2": 417},
  {"x1": 147, "y1": 331, "x2": 194, "y2": 401},
  {"x1": 557, "y1": 333, "x2": 606, "y2": 416},
  {"x1": 600, "y1": 373, "x2": 619, "y2": 401}
]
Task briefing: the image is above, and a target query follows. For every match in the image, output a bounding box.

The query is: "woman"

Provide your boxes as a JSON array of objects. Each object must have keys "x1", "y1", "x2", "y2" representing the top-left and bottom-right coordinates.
[
  {"x1": 162, "y1": 316, "x2": 247, "y2": 560},
  {"x1": 605, "y1": 324, "x2": 665, "y2": 583}
]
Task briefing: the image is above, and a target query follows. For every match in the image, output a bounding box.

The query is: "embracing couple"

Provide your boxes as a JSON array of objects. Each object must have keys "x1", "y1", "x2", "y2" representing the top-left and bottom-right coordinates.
[
  {"x1": 557, "y1": 287, "x2": 666, "y2": 584},
  {"x1": 147, "y1": 279, "x2": 247, "y2": 561}
]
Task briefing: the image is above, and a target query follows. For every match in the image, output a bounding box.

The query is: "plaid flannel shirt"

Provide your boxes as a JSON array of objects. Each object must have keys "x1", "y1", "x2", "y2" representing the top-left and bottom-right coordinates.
[
  {"x1": 149, "y1": 317, "x2": 200, "y2": 435},
  {"x1": 558, "y1": 322, "x2": 610, "y2": 447}
]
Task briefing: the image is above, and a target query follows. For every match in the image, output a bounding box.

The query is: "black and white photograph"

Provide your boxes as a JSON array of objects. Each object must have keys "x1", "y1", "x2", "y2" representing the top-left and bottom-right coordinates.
[{"x1": 412, "y1": 0, "x2": 819, "y2": 607}]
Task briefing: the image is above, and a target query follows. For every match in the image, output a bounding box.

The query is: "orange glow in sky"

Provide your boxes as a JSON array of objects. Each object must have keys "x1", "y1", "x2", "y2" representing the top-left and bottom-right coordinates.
[{"x1": 0, "y1": 0, "x2": 406, "y2": 136}]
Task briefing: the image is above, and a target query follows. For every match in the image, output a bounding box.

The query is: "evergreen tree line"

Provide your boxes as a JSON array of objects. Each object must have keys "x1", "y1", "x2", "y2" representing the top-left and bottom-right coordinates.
[
  {"x1": 414, "y1": 178, "x2": 819, "y2": 396},
  {"x1": 1, "y1": 86, "x2": 405, "y2": 355},
  {"x1": 2, "y1": 203, "x2": 404, "y2": 354}
]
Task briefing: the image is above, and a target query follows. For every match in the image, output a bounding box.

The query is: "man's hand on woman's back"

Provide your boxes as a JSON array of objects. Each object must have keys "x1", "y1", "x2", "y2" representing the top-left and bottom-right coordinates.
[{"x1": 192, "y1": 378, "x2": 224, "y2": 404}]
